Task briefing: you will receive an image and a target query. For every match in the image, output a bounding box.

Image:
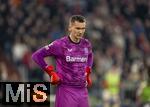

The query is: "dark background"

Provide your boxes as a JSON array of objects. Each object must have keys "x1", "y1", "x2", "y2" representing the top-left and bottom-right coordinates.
[{"x1": 0, "y1": 0, "x2": 150, "y2": 107}]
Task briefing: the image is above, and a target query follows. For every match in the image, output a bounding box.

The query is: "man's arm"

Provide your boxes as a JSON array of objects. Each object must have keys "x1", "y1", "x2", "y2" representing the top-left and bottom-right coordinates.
[
  {"x1": 32, "y1": 47, "x2": 51, "y2": 70},
  {"x1": 32, "y1": 41, "x2": 62, "y2": 69},
  {"x1": 87, "y1": 52, "x2": 93, "y2": 67},
  {"x1": 32, "y1": 41, "x2": 62, "y2": 84},
  {"x1": 86, "y1": 42, "x2": 93, "y2": 87}
]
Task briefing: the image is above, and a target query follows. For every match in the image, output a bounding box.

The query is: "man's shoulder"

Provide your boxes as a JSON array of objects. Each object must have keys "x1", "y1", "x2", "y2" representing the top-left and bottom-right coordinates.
[
  {"x1": 53, "y1": 36, "x2": 67, "y2": 45},
  {"x1": 59, "y1": 36, "x2": 68, "y2": 42},
  {"x1": 81, "y1": 38, "x2": 92, "y2": 46}
]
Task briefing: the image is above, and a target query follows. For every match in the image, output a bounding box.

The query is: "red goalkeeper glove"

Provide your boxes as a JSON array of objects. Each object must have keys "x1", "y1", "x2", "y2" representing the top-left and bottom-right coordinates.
[
  {"x1": 85, "y1": 66, "x2": 92, "y2": 87},
  {"x1": 44, "y1": 65, "x2": 60, "y2": 85}
]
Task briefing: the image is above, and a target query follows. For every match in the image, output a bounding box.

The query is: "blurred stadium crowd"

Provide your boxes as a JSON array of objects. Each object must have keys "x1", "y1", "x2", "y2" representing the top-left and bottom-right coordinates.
[{"x1": 0, "y1": 0, "x2": 150, "y2": 107}]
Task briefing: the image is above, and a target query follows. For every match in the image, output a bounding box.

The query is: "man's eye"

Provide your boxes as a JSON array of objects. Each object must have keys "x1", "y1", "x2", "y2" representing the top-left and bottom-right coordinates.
[{"x1": 76, "y1": 28, "x2": 85, "y2": 30}]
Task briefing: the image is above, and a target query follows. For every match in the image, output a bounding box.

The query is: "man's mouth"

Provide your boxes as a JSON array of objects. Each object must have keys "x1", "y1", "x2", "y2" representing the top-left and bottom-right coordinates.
[{"x1": 78, "y1": 34, "x2": 82, "y2": 36}]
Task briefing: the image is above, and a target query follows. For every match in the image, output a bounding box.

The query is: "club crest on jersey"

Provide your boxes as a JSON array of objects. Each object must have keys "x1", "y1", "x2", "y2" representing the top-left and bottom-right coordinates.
[{"x1": 84, "y1": 48, "x2": 88, "y2": 54}]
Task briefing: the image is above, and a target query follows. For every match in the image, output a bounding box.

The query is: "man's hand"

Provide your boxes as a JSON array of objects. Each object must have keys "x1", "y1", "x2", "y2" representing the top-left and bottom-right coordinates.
[
  {"x1": 85, "y1": 66, "x2": 92, "y2": 87},
  {"x1": 44, "y1": 65, "x2": 60, "y2": 85}
]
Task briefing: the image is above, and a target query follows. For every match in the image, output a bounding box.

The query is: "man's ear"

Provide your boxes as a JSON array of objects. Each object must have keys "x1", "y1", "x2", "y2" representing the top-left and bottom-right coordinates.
[
  {"x1": 68, "y1": 22, "x2": 74, "y2": 32},
  {"x1": 68, "y1": 26, "x2": 72, "y2": 32}
]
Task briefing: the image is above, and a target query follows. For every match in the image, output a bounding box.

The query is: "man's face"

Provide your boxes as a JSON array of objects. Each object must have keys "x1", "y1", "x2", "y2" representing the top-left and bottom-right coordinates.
[{"x1": 69, "y1": 21, "x2": 86, "y2": 39}]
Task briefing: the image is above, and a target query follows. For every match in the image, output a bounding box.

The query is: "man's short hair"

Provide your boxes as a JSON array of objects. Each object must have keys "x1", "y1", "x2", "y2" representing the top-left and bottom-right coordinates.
[{"x1": 70, "y1": 15, "x2": 86, "y2": 23}]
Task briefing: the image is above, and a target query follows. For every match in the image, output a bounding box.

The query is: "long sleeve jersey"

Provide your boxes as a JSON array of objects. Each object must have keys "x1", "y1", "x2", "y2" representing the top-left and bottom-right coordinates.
[{"x1": 32, "y1": 36, "x2": 93, "y2": 87}]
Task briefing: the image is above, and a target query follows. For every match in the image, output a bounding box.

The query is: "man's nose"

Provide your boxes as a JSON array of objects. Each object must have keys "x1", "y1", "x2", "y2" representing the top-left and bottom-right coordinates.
[
  {"x1": 78, "y1": 31, "x2": 82, "y2": 34},
  {"x1": 78, "y1": 30, "x2": 83, "y2": 33}
]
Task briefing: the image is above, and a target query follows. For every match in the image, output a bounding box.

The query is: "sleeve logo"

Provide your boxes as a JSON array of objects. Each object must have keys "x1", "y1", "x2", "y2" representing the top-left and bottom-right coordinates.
[{"x1": 45, "y1": 42, "x2": 54, "y2": 50}]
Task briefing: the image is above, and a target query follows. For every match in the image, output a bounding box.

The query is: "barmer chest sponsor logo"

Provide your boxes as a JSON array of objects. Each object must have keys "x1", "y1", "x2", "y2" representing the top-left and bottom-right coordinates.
[{"x1": 66, "y1": 56, "x2": 87, "y2": 62}]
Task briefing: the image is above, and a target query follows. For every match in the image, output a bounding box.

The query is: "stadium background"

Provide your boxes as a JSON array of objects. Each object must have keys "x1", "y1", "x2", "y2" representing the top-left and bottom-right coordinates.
[{"x1": 0, "y1": 0, "x2": 150, "y2": 107}]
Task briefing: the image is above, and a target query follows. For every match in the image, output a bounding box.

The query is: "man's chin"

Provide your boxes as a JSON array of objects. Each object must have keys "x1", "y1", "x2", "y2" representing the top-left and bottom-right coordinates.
[{"x1": 77, "y1": 35, "x2": 83, "y2": 39}]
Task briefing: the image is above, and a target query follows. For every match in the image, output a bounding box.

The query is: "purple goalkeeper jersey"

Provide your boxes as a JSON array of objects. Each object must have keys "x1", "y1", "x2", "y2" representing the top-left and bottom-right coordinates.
[{"x1": 32, "y1": 36, "x2": 93, "y2": 87}]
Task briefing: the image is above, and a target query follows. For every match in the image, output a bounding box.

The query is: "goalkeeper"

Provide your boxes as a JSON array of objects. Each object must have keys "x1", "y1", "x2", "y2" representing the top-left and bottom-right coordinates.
[{"x1": 32, "y1": 15, "x2": 93, "y2": 107}]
